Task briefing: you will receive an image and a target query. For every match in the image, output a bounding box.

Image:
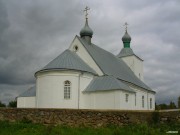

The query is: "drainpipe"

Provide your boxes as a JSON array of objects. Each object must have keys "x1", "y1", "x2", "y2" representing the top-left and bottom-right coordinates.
[{"x1": 78, "y1": 72, "x2": 82, "y2": 109}]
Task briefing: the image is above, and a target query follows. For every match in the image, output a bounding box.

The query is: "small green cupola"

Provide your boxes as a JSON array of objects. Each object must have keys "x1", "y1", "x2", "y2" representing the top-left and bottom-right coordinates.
[
  {"x1": 117, "y1": 22, "x2": 135, "y2": 58},
  {"x1": 80, "y1": 6, "x2": 93, "y2": 44},
  {"x1": 122, "y1": 22, "x2": 131, "y2": 48}
]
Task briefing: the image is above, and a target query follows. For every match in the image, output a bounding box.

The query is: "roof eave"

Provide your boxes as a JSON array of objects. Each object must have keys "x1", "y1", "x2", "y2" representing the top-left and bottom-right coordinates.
[
  {"x1": 83, "y1": 89, "x2": 136, "y2": 93},
  {"x1": 35, "y1": 68, "x2": 97, "y2": 77},
  {"x1": 118, "y1": 54, "x2": 144, "y2": 61},
  {"x1": 117, "y1": 78, "x2": 156, "y2": 93}
]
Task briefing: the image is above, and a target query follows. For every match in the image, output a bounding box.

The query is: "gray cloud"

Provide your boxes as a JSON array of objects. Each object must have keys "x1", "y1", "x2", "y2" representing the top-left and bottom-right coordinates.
[{"x1": 0, "y1": 0, "x2": 180, "y2": 105}]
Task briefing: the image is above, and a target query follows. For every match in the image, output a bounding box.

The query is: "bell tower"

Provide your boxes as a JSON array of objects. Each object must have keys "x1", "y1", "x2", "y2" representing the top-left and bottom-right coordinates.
[{"x1": 117, "y1": 23, "x2": 144, "y2": 81}]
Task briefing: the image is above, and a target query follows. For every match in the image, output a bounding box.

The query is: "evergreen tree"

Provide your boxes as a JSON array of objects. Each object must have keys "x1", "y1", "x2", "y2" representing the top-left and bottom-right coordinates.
[
  {"x1": 8, "y1": 100, "x2": 17, "y2": 108},
  {"x1": 169, "y1": 101, "x2": 176, "y2": 109},
  {"x1": 0, "y1": 101, "x2": 6, "y2": 107},
  {"x1": 178, "y1": 96, "x2": 180, "y2": 109},
  {"x1": 158, "y1": 104, "x2": 168, "y2": 110}
]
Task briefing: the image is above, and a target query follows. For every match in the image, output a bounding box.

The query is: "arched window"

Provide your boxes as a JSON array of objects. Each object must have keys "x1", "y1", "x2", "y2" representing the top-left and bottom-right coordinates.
[
  {"x1": 64, "y1": 80, "x2": 71, "y2": 99},
  {"x1": 125, "y1": 94, "x2": 129, "y2": 102},
  {"x1": 142, "y1": 96, "x2": 144, "y2": 108}
]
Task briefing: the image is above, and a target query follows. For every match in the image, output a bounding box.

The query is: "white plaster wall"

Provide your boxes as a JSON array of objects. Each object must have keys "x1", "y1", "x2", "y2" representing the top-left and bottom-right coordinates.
[
  {"x1": 119, "y1": 91, "x2": 135, "y2": 110},
  {"x1": 36, "y1": 71, "x2": 80, "y2": 108},
  {"x1": 17, "y1": 97, "x2": 36, "y2": 108},
  {"x1": 121, "y1": 56, "x2": 144, "y2": 81},
  {"x1": 94, "y1": 91, "x2": 115, "y2": 109},
  {"x1": 82, "y1": 90, "x2": 135, "y2": 110},
  {"x1": 90, "y1": 91, "x2": 118, "y2": 109},
  {"x1": 148, "y1": 93, "x2": 155, "y2": 110},
  {"x1": 79, "y1": 73, "x2": 94, "y2": 109},
  {"x1": 129, "y1": 85, "x2": 155, "y2": 110},
  {"x1": 69, "y1": 37, "x2": 104, "y2": 76}
]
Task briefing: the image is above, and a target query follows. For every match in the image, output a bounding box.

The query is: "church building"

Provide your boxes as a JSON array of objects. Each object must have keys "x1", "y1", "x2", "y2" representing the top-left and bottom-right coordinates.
[{"x1": 17, "y1": 8, "x2": 155, "y2": 110}]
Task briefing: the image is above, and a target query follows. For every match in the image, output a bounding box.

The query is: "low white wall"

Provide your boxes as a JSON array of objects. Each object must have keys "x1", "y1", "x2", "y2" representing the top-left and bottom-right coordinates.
[{"x1": 17, "y1": 97, "x2": 36, "y2": 108}]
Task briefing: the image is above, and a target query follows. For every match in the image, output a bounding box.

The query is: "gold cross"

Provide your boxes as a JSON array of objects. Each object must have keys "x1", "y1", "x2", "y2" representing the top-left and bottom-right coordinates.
[
  {"x1": 84, "y1": 6, "x2": 90, "y2": 19},
  {"x1": 124, "y1": 22, "x2": 128, "y2": 32}
]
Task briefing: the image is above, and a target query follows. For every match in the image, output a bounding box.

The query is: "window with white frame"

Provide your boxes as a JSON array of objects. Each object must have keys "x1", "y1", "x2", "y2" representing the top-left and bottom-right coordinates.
[
  {"x1": 150, "y1": 98, "x2": 152, "y2": 109},
  {"x1": 125, "y1": 94, "x2": 129, "y2": 102},
  {"x1": 64, "y1": 80, "x2": 71, "y2": 99},
  {"x1": 142, "y1": 96, "x2": 144, "y2": 108}
]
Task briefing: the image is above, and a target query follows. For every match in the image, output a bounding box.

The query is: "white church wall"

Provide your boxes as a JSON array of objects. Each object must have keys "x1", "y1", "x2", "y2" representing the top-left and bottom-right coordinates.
[
  {"x1": 36, "y1": 71, "x2": 80, "y2": 108},
  {"x1": 129, "y1": 85, "x2": 155, "y2": 110},
  {"x1": 91, "y1": 91, "x2": 118, "y2": 109},
  {"x1": 137, "y1": 90, "x2": 148, "y2": 110},
  {"x1": 81, "y1": 91, "x2": 118, "y2": 109},
  {"x1": 94, "y1": 91, "x2": 115, "y2": 109},
  {"x1": 17, "y1": 97, "x2": 36, "y2": 108},
  {"x1": 119, "y1": 91, "x2": 135, "y2": 110},
  {"x1": 121, "y1": 55, "x2": 144, "y2": 81},
  {"x1": 69, "y1": 37, "x2": 104, "y2": 76},
  {"x1": 148, "y1": 93, "x2": 155, "y2": 110},
  {"x1": 79, "y1": 73, "x2": 94, "y2": 109},
  {"x1": 82, "y1": 90, "x2": 135, "y2": 110}
]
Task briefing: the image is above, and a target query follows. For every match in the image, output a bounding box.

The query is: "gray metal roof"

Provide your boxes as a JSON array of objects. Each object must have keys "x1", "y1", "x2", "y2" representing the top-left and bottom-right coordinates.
[
  {"x1": 77, "y1": 36, "x2": 154, "y2": 92},
  {"x1": 117, "y1": 48, "x2": 143, "y2": 61},
  {"x1": 117, "y1": 48, "x2": 134, "y2": 57},
  {"x1": 85, "y1": 75, "x2": 135, "y2": 93},
  {"x1": 18, "y1": 86, "x2": 36, "y2": 97},
  {"x1": 38, "y1": 50, "x2": 97, "y2": 75}
]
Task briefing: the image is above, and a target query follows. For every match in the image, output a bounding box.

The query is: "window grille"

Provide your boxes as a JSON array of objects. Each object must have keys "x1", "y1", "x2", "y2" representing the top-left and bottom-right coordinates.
[{"x1": 64, "y1": 80, "x2": 71, "y2": 99}]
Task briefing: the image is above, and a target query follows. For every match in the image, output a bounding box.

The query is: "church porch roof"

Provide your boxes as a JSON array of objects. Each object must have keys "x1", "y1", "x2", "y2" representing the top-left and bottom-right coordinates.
[
  {"x1": 84, "y1": 75, "x2": 135, "y2": 93},
  {"x1": 18, "y1": 86, "x2": 36, "y2": 97}
]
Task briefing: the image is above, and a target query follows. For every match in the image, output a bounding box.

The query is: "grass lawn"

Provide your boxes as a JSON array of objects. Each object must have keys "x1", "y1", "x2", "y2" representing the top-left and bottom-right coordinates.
[{"x1": 0, "y1": 120, "x2": 179, "y2": 135}]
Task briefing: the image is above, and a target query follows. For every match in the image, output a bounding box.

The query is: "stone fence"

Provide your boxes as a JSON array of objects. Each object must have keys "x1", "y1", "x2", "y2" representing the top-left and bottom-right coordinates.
[{"x1": 0, "y1": 108, "x2": 180, "y2": 127}]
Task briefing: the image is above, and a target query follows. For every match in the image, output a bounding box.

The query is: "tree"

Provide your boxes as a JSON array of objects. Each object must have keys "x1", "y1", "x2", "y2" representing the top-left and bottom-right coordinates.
[
  {"x1": 178, "y1": 96, "x2": 180, "y2": 109},
  {"x1": 169, "y1": 101, "x2": 176, "y2": 109},
  {"x1": 8, "y1": 100, "x2": 17, "y2": 108},
  {"x1": 0, "y1": 101, "x2": 6, "y2": 107},
  {"x1": 158, "y1": 104, "x2": 168, "y2": 110}
]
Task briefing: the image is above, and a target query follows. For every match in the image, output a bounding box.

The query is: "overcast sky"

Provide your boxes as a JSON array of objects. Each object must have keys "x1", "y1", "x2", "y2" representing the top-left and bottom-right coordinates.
[{"x1": 0, "y1": 0, "x2": 180, "y2": 105}]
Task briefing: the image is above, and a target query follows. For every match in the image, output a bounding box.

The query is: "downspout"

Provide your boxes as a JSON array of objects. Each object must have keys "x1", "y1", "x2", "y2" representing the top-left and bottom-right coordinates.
[
  {"x1": 78, "y1": 72, "x2": 81, "y2": 109},
  {"x1": 35, "y1": 78, "x2": 38, "y2": 108}
]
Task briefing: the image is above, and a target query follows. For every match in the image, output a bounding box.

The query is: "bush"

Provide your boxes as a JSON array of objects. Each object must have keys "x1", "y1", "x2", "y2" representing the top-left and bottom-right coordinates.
[
  {"x1": 8, "y1": 100, "x2": 17, "y2": 108},
  {"x1": 152, "y1": 111, "x2": 160, "y2": 124},
  {"x1": 0, "y1": 101, "x2": 6, "y2": 107}
]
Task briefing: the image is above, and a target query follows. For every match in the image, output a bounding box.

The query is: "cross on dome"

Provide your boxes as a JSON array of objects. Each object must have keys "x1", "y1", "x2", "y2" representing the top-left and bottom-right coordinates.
[
  {"x1": 122, "y1": 22, "x2": 131, "y2": 48},
  {"x1": 84, "y1": 6, "x2": 90, "y2": 19},
  {"x1": 124, "y1": 22, "x2": 128, "y2": 32},
  {"x1": 80, "y1": 6, "x2": 93, "y2": 40}
]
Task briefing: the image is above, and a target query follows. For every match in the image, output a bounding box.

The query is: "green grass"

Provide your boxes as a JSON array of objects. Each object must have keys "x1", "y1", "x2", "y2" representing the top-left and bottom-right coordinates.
[{"x1": 0, "y1": 121, "x2": 179, "y2": 135}]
